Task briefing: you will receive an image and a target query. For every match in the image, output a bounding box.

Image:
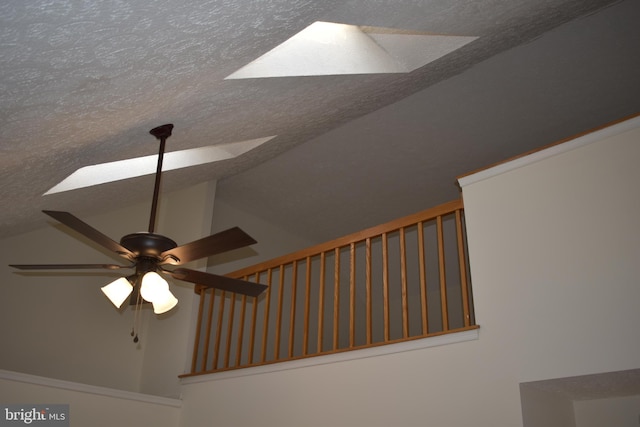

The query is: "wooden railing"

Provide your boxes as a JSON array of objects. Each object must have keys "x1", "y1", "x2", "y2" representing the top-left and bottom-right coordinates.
[{"x1": 183, "y1": 199, "x2": 476, "y2": 376}]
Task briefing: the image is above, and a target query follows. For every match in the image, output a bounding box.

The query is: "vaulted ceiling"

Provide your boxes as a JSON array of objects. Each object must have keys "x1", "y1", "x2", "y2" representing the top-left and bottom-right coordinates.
[{"x1": 1, "y1": 0, "x2": 638, "y2": 242}]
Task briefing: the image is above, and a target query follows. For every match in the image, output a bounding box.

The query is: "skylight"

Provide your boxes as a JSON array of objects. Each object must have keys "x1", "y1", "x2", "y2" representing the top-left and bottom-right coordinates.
[
  {"x1": 44, "y1": 136, "x2": 275, "y2": 195},
  {"x1": 225, "y1": 22, "x2": 478, "y2": 79}
]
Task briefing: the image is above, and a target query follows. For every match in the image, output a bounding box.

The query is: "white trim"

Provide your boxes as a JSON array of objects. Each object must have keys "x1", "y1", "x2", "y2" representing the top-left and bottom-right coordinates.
[
  {"x1": 458, "y1": 115, "x2": 640, "y2": 188},
  {"x1": 0, "y1": 369, "x2": 182, "y2": 408},
  {"x1": 181, "y1": 328, "x2": 479, "y2": 384}
]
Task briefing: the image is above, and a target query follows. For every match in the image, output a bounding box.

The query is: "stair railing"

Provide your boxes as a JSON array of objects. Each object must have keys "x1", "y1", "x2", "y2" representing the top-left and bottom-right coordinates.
[{"x1": 183, "y1": 199, "x2": 477, "y2": 376}]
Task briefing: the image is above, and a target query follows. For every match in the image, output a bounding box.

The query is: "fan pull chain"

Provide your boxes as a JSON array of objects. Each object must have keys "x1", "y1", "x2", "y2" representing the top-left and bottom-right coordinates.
[
  {"x1": 131, "y1": 279, "x2": 143, "y2": 343},
  {"x1": 133, "y1": 294, "x2": 140, "y2": 343}
]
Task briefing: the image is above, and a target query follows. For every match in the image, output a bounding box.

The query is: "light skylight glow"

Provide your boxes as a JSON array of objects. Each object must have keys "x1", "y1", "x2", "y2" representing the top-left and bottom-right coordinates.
[
  {"x1": 44, "y1": 136, "x2": 276, "y2": 195},
  {"x1": 225, "y1": 22, "x2": 478, "y2": 79}
]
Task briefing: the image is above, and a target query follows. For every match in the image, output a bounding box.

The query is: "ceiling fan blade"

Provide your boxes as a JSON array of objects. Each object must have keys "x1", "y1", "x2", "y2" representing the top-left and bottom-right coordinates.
[
  {"x1": 160, "y1": 227, "x2": 257, "y2": 265},
  {"x1": 43, "y1": 210, "x2": 135, "y2": 260},
  {"x1": 10, "y1": 263, "x2": 133, "y2": 270},
  {"x1": 164, "y1": 267, "x2": 267, "y2": 297}
]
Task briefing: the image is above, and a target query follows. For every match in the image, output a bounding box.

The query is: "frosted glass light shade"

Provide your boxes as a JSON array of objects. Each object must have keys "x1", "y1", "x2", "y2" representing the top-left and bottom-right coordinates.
[
  {"x1": 140, "y1": 272, "x2": 169, "y2": 303},
  {"x1": 140, "y1": 271, "x2": 179, "y2": 314},
  {"x1": 151, "y1": 289, "x2": 179, "y2": 314},
  {"x1": 101, "y1": 277, "x2": 133, "y2": 308}
]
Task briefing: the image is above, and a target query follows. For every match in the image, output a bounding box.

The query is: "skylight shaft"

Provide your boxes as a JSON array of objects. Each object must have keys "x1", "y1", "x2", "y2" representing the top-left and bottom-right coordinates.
[{"x1": 44, "y1": 136, "x2": 276, "y2": 195}]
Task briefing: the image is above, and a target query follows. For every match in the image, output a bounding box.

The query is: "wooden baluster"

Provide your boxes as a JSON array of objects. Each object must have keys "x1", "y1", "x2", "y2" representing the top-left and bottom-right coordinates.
[
  {"x1": 213, "y1": 291, "x2": 226, "y2": 370},
  {"x1": 201, "y1": 288, "x2": 216, "y2": 372},
  {"x1": 349, "y1": 242, "x2": 356, "y2": 348},
  {"x1": 248, "y1": 272, "x2": 260, "y2": 365},
  {"x1": 437, "y1": 215, "x2": 449, "y2": 331},
  {"x1": 418, "y1": 222, "x2": 428, "y2": 335},
  {"x1": 365, "y1": 238, "x2": 372, "y2": 345},
  {"x1": 191, "y1": 287, "x2": 206, "y2": 373},
  {"x1": 223, "y1": 293, "x2": 236, "y2": 368},
  {"x1": 382, "y1": 232, "x2": 390, "y2": 342},
  {"x1": 303, "y1": 257, "x2": 312, "y2": 355},
  {"x1": 260, "y1": 269, "x2": 273, "y2": 362},
  {"x1": 274, "y1": 265, "x2": 285, "y2": 360},
  {"x1": 288, "y1": 260, "x2": 298, "y2": 358},
  {"x1": 400, "y1": 227, "x2": 409, "y2": 338},
  {"x1": 456, "y1": 209, "x2": 471, "y2": 327},
  {"x1": 333, "y1": 247, "x2": 340, "y2": 350},
  {"x1": 235, "y1": 292, "x2": 247, "y2": 367},
  {"x1": 317, "y1": 252, "x2": 326, "y2": 353}
]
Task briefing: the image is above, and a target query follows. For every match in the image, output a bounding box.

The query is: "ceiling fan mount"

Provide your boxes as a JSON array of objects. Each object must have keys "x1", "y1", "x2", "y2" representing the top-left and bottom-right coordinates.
[
  {"x1": 10, "y1": 124, "x2": 267, "y2": 320},
  {"x1": 119, "y1": 233, "x2": 178, "y2": 259},
  {"x1": 148, "y1": 123, "x2": 174, "y2": 140}
]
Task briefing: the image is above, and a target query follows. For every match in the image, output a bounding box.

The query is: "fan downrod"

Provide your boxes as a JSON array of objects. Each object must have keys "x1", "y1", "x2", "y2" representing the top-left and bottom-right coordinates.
[{"x1": 147, "y1": 123, "x2": 174, "y2": 234}]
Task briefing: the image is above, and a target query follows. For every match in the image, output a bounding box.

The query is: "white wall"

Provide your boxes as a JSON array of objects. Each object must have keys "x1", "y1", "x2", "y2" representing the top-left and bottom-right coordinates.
[
  {"x1": 179, "y1": 117, "x2": 640, "y2": 426},
  {"x1": 0, "y1": 197, "x2": 150, "y2": 392},
  {"x1": 0, "y1": 372, "x2": 180, "y2": 427},
  {"x1": 0, "y1": 181, "x2": 217, "y2": 398},
  {"x1": 460, "y1": 117, "x2": 640, "y2": 423}
]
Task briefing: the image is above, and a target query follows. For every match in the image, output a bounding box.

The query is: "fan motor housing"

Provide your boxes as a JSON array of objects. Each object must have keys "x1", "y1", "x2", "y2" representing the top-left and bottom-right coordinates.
[{"x1": 120, "y1": 232, "x2": 177, "y2": 258}]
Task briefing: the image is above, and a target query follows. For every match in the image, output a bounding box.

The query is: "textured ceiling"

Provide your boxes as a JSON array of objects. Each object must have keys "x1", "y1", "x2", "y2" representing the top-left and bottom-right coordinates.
[{"x1": 1, "y1": 0, "x2": 639, "y2": 241}]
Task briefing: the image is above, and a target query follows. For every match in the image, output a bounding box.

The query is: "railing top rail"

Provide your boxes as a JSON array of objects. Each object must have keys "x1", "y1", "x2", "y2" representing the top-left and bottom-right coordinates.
[{"x1": 227, "y1": 199, "x2": 463, "y2": 279}]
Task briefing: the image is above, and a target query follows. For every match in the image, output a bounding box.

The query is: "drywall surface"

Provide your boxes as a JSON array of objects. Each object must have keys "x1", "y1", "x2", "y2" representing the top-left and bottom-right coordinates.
[
  {"x1": 574, "y1": 395, "x2": 640, "y2": 427},
  {"x1": 0, "y1": 181, "x2": 217, "y2": 397},
  {"x1": 0, "y1": 374, "x2": 180, "y2": 427},
  {"x1": 180, "y1": 337, "x2": 496, "y2": 427},
  {"x1": 179, "y1": 118, "x2": 640, "y2": 426},
  {"x1": 461, "y1": 118, "x2": 640, "y2": 422},
  {"x1": 0, "y1": 197, "x2": 151, "y2": 392}
]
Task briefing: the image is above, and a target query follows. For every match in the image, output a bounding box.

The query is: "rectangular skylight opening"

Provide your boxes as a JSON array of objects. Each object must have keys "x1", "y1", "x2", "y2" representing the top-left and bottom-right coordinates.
[
  {"x1": 44, "y1": 136, "x2": 275, "y2": 195},
  {"x1": 225, "y1": 22, "x2": 478, "y2": 79}
]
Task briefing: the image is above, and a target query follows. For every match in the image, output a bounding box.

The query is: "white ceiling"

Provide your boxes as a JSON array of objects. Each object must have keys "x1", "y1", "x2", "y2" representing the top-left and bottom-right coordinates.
[{"x1": 1, "y1": 0, "x2": 638, "y2": 242}]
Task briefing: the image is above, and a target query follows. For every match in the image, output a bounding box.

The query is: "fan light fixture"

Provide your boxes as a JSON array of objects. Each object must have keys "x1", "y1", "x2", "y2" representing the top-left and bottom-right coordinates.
[{"x1": 101, "y1": 272, "x2": 179, "y2": 314}]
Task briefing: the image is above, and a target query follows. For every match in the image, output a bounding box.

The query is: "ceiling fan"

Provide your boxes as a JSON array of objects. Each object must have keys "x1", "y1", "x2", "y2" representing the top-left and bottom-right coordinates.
[{"x1": 10, "y1": 124, "x2": 267, "y2": 320}]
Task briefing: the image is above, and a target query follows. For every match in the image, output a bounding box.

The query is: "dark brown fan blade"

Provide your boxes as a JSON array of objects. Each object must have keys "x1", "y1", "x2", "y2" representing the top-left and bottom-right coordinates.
[
  {"x1": 160, "y1": 227, "x2": 256, "y2": 265},
  {"x1": 43, "y1": 210, "x2": 135, "y2": 260},
  {"x1": 10, "y1": 263, "x2": 133, "y2": 270},
  {"x1": 164, "y1": 267, "x2": 267, "y2": 297}
]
